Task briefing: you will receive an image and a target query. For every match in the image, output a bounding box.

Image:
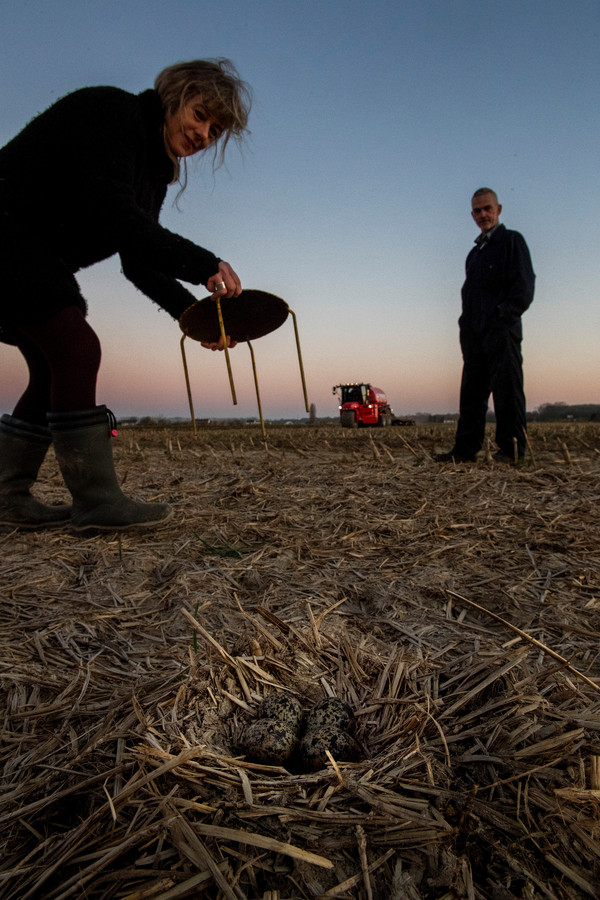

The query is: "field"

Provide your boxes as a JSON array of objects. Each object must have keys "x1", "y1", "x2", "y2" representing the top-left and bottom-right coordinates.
[{"x1": 1, "y1": 421, "x2": 600, "y2": 900}]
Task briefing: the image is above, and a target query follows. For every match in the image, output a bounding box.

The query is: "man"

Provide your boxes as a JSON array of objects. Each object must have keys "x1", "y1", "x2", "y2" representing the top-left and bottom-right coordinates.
[{"x1": 436, "y1": 188, "x2": 535, "y2": 464}]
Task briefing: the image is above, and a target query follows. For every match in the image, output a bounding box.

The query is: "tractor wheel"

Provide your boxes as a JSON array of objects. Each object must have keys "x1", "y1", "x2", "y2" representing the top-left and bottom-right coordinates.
[{"x1": 341, "y1": 410, "x2": 357, "y2": 428}]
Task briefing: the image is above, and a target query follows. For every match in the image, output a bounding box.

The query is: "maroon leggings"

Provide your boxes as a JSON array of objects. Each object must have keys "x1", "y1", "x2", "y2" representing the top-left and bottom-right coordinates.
[{"x1": 10, "y1": 306, "x2": 102, "y2": 427}]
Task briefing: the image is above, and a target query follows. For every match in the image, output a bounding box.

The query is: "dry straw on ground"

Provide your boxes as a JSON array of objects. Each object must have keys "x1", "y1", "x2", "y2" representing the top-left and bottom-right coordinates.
[{"x1": 1, "y1": 421, "x2": 600, "y2": 899}]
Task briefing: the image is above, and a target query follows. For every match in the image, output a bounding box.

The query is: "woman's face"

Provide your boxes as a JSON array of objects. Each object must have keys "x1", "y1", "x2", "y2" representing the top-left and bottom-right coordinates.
[{"x1": 164, "y1": 97, "x2": 224, "y2": 158}]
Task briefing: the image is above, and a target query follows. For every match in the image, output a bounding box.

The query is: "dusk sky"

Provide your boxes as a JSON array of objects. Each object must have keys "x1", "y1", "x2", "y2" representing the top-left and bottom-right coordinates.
[{"x1": 1, "y1": 0, "x2": 598, "y2": 420}]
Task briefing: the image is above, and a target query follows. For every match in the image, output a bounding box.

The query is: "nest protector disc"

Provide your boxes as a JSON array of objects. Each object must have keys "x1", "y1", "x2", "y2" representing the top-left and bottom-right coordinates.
[{"x1": 179, "y1": 289, "x2": 289, "y2": 343}]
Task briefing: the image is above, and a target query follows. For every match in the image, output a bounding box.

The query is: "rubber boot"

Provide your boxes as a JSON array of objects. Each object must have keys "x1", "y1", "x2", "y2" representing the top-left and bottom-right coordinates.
[
  {"x1": 0, "y1": 414, "x2": 72, "y2": 528},
  {"x1": 48, "y1": 406, "x2": 173, "y2": 532}
]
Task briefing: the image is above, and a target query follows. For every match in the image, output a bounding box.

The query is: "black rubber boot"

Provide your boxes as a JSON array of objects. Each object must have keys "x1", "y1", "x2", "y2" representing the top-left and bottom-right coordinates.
[
  {"x1": 0, "y1": 414, "x2": 71, "y2": 528},
  {"x1": 434, "y1": 447, "x2": 477, "y2": 463},
  {"x1": 48, "y1": 406, "x2": 173, "y2": 532}
]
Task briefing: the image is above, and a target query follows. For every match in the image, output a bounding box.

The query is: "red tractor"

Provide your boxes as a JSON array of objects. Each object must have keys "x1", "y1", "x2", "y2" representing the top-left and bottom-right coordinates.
[{"x1": 333, "y1": 383, "x2": 394, "y2": 428}]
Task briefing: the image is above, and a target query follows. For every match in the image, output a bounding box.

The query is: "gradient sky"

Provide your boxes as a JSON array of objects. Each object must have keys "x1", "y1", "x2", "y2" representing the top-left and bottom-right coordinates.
[{"x1": 1, "y1": 0, "x2": 598, "y2": 420}]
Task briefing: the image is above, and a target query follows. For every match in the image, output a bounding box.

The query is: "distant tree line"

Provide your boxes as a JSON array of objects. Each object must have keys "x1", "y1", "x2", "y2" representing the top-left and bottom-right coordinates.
[
  {"x1": 428, "y1": 404, "x2": 599, "y2": 424},
  {"x1": 117, "y1": 403, "x2": 599, "y2": 427},
  {"x1": 528, "y1": 403, "x2": 599, "y2": 422}
]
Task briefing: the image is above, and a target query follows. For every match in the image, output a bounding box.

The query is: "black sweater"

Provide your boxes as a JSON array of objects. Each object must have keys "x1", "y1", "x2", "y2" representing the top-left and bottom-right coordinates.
[
  {"x1": 460, "y1": 224, "x2": 535, "y2": 335},
  {"x1": 0, "y1": 86, "x2": 220, "y2": 321}
]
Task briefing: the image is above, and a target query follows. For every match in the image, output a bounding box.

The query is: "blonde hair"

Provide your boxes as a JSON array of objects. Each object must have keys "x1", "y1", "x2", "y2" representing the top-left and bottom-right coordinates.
[{"x1": 154, "y1": 58, "x2": 252, "y2": 183}]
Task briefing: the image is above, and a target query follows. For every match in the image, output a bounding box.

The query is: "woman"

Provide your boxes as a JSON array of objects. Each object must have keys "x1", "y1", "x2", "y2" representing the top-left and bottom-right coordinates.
[{"x1": 0, "y1": 59, "x2": 252, "y2": 531}]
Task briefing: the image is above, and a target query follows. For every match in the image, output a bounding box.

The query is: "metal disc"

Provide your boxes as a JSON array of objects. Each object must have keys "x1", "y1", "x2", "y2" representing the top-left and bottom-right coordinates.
[{"x1": 179, "y1": 289, "x2": 289, "y2": 343}]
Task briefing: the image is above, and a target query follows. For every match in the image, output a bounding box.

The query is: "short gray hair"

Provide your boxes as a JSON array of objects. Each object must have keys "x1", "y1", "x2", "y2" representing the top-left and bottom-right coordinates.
[{"x1": 472, "y1": 187, "x2": 499, "y2": 203}]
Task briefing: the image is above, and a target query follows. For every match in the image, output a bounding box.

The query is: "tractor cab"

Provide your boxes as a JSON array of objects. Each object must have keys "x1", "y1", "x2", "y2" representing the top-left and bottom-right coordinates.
[{"x1": 340, "y1": 384, "x2": 368, "y2": 405}]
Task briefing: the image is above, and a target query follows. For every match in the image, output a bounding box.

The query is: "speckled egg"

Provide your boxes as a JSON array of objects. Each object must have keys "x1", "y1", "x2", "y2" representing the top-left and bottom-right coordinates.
[
  {"x1": 299, "y1": 724, "x2": 361, "y2": 771},
  {"x1": 241, "y1": 718, "x2": 298, "y2": 765},
  {"x1": 305, "y1": 697, "x2": 353, "y2": 734},
  {"x1": 259, "y1": 694, "x2": 303, "y2": 735}
]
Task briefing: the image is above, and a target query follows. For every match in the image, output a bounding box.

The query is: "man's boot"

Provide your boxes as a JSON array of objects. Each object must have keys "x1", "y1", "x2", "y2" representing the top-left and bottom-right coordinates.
[
  {"x1": 434, "y1": 447, "x2": 477, "y2": 463},
  {"x1": 0, "y1": 414, "x2": 71, "y2": 528},
  {"x1": 48, "y1": 406, "x2": 173, "y2": 532}
]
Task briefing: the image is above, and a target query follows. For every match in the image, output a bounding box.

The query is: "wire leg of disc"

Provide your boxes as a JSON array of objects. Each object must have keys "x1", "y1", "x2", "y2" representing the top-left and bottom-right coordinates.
[
  {"x1": 247, "y1": 341, "x2": 266, "y2": 438},
  {"x1": 215, "y1": 296, "x2": 237, "y2": 405},
  {"x1": 288, "y1": 307, "x2": 309, "y2": 412},
  {"x1": 180, "y1": 335, "x2": 197, "y2": 435}
]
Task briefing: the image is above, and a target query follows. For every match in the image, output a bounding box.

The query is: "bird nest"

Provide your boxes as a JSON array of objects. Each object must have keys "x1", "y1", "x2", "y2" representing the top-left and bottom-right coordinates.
[{"x1": 1, "y1": 421, "x2": 600, "y2": 899}]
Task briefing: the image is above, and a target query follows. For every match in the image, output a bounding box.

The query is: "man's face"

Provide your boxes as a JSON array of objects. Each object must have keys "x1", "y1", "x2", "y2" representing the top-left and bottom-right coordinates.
[{"x1": 471, "y1": 193, "x2": 502, "y2": 234}]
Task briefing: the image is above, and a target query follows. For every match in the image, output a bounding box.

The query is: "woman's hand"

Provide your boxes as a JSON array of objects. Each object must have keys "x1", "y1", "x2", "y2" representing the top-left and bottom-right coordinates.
[
  {"x1": 206, "y1": 262, "x2": 242, "y2": 299},
  {"x1": 203, "y1": 262, "x2": 241, "y2": 350},
  {"x1": 201, "y1": 334, "x2": 238, "y2": 351}
]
